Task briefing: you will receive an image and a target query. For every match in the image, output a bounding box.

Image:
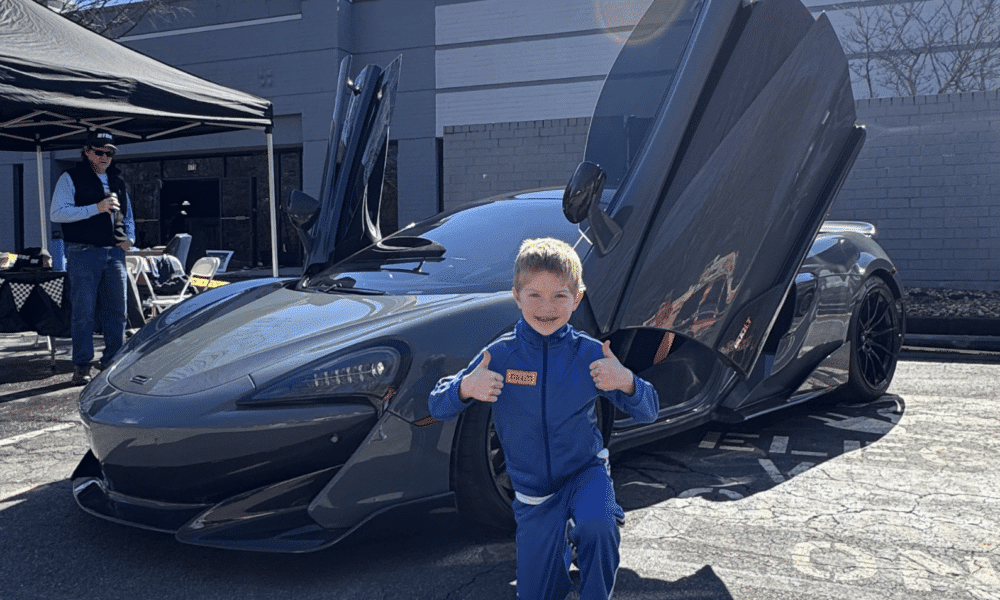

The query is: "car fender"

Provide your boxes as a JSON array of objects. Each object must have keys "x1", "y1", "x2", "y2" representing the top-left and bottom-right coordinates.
[{"x1": 307, "y1": 292, "x2": 522, "y2": 530}]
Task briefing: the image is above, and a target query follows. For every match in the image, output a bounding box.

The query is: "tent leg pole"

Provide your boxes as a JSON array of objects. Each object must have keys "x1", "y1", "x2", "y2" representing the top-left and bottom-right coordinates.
[
  {"x1": 37, "y1": 146, "x2": 47, "y2": 253},
  {"x1": 267, "y1": 132, "x2": 278, "y2": 278}
]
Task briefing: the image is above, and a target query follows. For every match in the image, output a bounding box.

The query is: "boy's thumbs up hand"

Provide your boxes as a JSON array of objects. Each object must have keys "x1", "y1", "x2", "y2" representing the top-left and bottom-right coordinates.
[
  {"x1": 460, "y1": 350, "x2": 504, "y2": 402},
  {"x1": 590, "y1": 341, "x2": 635, "y2": 395}
]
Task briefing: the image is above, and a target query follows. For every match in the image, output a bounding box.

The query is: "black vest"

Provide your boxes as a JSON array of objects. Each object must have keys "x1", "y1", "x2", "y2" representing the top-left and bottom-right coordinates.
[{"x1": 59, "y1": 161, "x2": 130, "y2": 247}]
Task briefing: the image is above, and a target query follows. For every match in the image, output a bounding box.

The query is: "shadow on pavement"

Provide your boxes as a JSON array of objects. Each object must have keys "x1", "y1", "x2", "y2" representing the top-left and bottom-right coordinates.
[
  {"x1": 612, "y1": 565, "x2": 734, "y2": 599},
  {"x1": 611, "y1": 394, "x2": 905, "y2": 511},
  {"x1": 0, "y1": 334, "x2": 81, "y2": 404},
  {"x1": 0, "y1": 479, "x2": 488, "y2": 600},
  {"x1": 2, "y1": 478, "x2": 737, "y2": 600}
]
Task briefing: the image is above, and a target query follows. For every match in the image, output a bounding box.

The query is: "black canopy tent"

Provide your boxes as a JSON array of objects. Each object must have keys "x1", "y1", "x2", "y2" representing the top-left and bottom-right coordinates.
[{"x1": 0, "y1": 0, "x2": 281, "y2": 276}]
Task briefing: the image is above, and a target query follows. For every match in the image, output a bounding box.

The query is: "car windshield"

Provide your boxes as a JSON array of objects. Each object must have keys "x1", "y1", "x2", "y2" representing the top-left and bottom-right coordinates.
[{"x1": 302, "y1": 198, "x2": 590, "y2": 295}]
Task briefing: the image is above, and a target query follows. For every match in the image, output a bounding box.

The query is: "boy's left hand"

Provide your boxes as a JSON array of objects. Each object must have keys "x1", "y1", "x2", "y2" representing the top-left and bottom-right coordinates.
[{"x1": 590, "y1": 341, "x2": 635, "y2": 395}]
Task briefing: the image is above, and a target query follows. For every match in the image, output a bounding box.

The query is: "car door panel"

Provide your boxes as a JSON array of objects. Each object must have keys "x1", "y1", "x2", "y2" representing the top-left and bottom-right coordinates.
[{"x1": 580, "y1": 0, "x2": 863, "y2": 380}]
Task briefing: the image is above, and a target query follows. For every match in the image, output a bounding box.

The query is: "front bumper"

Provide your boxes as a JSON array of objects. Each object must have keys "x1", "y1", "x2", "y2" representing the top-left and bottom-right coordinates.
[
  {"x1": 74, "y1": 379, "x2": 457, "y2": 552},
  {"x1": 72, "y1": 449, "x2": 455, "y2": 553},
  {"x1": 72, "y1": 451, "x2": 353, "y2": 552}
]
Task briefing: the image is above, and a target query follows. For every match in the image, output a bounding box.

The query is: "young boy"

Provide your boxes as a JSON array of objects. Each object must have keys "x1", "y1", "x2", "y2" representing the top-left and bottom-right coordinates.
[{"x1": 428, "y1": 237, "x2": 658, "y2": 600}]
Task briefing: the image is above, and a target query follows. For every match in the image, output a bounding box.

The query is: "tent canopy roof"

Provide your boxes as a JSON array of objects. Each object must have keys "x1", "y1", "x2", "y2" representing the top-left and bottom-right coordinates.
[{"x1": 0, "y1": 0, "x2": 273, "y2": 152}]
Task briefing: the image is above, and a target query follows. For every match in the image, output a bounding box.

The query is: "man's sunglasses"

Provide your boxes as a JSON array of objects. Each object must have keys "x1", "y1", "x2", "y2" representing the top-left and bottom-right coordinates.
[{"x1": 90, "y1": 149, "x2": 115, "y2": 158}]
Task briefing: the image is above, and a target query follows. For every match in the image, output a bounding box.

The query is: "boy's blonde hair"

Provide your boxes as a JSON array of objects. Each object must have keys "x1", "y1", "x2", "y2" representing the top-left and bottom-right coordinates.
[{"x1": 513, "y1": 238, "x2": 584, "y2": 294}]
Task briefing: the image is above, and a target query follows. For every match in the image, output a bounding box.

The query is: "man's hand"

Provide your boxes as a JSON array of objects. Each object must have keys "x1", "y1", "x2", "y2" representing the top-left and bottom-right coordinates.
[
  {"x1": 590, "y1": 341, "x2": 635, "y2": 395},
  {"x1": 459, "y1": 350, "x2": 503, "y2": 403},
  {"x1": 97, "y1": 194, "x2": 120, "y2": 214}
]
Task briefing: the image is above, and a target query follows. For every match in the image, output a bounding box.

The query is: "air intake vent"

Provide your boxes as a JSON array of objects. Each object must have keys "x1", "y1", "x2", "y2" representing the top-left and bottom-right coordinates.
[{"x1": 130, "y1": 375, "x2": 151, "y2": 386}]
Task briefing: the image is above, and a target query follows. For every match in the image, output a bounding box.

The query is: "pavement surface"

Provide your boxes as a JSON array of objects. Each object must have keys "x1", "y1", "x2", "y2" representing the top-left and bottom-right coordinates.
[
  {"x1": 0, "y1": 334, "x2": 84, "y2": 441},
  {"x1": 2, "y1": 326, "x2": 999, "y2": 600}
]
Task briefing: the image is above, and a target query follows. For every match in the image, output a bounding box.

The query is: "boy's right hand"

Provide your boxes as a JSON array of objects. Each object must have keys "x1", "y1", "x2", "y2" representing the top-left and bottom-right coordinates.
[{"x1": 459, "y1": 350, "x2": 503, "y2": 403}]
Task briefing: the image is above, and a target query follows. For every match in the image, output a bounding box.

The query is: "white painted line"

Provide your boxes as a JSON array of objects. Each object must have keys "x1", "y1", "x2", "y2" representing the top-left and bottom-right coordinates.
[
  {"x1": 844, "y1": 440, "x2": 862, "y2": 452},
  {"x1": 791, "y1": 450, "x2": 828, "y2": 457},
  {"x1": 0, "y1": 488, "x2": 33, "y2": 503},
  {"x1": 622, "y1": 481, "x2": 667, "y2": 489},
  {"x1": 759, "y1": 458, "x2": 785, "y2": 483},
  {"x1": 788, "y1": 462, "x2": 815, "y2": 477},
  {"x1": 0, "y1": 422, "x2": 76, "y2": 447},
  {"x1": 769, "y1": 435, "x2": 789, "y2": 454},
  {"x1": 720, "y1": 445, "x2": 758, "y2": 452},
  {"x1": 699, "y1": 431, "x2": 720, "y2": 449},
  {"x1": 867, "y1": 454, "x2": 909, "y2": 462}
]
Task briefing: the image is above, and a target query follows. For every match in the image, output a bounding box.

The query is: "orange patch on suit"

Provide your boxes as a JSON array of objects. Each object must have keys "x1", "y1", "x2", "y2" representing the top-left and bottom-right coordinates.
[{"x1": 505, "y1": 369, "x2": 538, "y2": 386}]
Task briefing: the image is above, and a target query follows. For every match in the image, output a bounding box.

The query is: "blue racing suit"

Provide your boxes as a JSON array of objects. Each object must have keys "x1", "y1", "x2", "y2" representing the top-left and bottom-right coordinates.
[{"x1": 429, "y1": 319, "x2": 658, "y2": 599}]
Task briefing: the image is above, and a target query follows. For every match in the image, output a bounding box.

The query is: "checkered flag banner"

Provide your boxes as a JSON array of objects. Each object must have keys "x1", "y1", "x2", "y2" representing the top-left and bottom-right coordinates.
[
  {"x1": 10, "y1": 282, "x2": 32, "y2": 311},
  {"x1": 39, "y1": 278, "x2": 65, "y2": 308}
]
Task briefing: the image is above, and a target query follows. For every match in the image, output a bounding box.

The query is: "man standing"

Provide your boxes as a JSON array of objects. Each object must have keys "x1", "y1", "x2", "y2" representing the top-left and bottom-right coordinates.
[{"x1": 50, "y1": 132, "x2": 135, "y2": 385}]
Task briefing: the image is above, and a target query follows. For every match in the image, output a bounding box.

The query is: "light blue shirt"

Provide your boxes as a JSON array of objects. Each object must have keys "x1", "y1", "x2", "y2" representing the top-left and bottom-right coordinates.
[{"x1": 50, "y1": 171, "x2": 135, "y2": 244}]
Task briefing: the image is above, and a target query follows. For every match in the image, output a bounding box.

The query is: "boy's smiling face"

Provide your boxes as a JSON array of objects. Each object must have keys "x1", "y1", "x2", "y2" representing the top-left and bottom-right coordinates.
[{"x1": 513, "y1": 270, "x2": 584, "y2": 336}]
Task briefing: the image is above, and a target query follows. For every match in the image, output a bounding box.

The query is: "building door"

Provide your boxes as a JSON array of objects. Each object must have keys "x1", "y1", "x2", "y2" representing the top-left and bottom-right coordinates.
[
  {"x1": 160, "y1": 178, "x2": 221, "y2": 271},
  {"x1": 220, "y1": 176, "x2": 258, "y2": 270}
]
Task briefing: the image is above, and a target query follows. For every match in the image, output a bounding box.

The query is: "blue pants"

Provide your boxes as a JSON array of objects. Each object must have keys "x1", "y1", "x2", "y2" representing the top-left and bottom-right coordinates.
[
  {"x1": 65, "y1": 243, "x2": 127, "y2": 368},
  {"x1": 512, "y1": 465, "x2": 624, "y2": 600}
]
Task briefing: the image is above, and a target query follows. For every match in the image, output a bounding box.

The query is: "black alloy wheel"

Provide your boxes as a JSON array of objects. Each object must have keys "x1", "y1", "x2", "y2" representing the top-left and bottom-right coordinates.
[
  {"x1": 843, "y1": 277, "x2": 903, "y2": 401},
  {"x1": 486, "y1": 419, "x2": 515, "y2": 503},
  {"x1": 453, "y1": 402, "x2": 516, "y2": 535}
]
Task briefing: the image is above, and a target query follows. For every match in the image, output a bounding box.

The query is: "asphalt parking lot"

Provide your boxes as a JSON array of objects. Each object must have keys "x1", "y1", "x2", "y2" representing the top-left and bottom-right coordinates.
[{"x1": 1, "y1": 332, "x2": 998, "y2": 599}]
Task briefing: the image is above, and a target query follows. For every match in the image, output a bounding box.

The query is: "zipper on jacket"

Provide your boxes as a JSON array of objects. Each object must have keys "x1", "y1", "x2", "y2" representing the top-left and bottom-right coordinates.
[{"x1": 541, "y1": 336, "x2": 553, "y2": 490}]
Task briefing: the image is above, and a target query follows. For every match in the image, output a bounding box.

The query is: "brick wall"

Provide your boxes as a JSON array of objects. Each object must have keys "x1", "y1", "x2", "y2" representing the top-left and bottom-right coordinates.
[
  {"x1": 443, "y1": 92, "x2": 1000, "y2": 291},
  {"x1": 441, "y1": 118, "x2": 590, "y2": 211},
  {"x1": 831, "y1": 91, "x2": 1000, "y2": 291}
]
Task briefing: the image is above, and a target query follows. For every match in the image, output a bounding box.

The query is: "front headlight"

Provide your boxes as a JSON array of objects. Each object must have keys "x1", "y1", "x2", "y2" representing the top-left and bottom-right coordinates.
[{"x1": 241, "y1": 346, "x2": 403, "y2": 406}]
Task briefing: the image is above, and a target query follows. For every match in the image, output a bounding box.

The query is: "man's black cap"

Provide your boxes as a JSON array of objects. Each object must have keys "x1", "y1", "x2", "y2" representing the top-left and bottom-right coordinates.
[{"x1": 85, "y1": 131, "x2": 117, "y2": 150}]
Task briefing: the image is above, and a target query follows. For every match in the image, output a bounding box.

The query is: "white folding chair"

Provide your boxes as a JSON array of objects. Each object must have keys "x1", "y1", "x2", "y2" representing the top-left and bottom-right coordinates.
[
  {"x1": 148, "y1": 256, "x2": 220, "y2": 311},
  {"x1": 123, "y1": 256, "x2": 147, "y2": 328},
  {"x1": 187, "y1": 256, "x2": 221, "y2": 293},
  {"x1": 127, "y1": 255, "x2": 162, "y2": 317}
]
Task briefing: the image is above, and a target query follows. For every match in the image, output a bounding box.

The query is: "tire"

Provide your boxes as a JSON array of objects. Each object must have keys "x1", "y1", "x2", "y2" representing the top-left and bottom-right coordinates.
[
  {"x1": 453, "y1": 401, "x2": 516, "y2": 535},
  {"x1": 842, "y1": 276, "x2": 903, "y2": 402}
]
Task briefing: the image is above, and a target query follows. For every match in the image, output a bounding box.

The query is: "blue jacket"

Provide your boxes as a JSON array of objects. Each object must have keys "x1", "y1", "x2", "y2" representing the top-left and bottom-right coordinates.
[{"x1": 429, "y1": 319, "x2": 658, "y2": 498}]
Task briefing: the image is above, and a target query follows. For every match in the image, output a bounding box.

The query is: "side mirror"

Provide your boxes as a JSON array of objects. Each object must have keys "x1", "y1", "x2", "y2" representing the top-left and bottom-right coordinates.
[
  {"x1": 563, "y1": 161, "x2": 604, "y2": 223},
  {"x1": 562, "y1": 161, "x2": 623, "y2": 256},
  {"x1": 287, "y1": 189, "x2": 321, "y2": 255},
  {"x1": 287, "y1": 189, "x2": 321, "y2": 232}
]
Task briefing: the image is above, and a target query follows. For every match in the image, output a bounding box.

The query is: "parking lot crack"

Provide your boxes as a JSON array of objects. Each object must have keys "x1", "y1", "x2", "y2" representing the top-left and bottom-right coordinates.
[{"x1": 443, "y1": 564, "x2": 509, "y2": 600}]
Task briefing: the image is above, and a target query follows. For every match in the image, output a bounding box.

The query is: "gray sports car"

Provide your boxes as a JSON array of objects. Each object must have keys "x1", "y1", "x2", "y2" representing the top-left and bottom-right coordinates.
[{"x1": 72, "y1": 0, "x2": 904, "y2": 552}]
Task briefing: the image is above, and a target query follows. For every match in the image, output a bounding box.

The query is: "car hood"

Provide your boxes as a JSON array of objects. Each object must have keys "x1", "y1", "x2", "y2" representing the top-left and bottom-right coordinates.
[
  {"x1": 579, "y1": 0, "x2": 864, "y2": 377},
  {"x1": 108, "y1": 287, "x2": 475, "y2": 397}
]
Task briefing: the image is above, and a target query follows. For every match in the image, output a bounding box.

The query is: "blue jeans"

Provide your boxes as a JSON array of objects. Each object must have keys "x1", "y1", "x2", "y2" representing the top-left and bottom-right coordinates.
[{"x1": 65, "y1": 242, "x2": 127, "y2": 368}]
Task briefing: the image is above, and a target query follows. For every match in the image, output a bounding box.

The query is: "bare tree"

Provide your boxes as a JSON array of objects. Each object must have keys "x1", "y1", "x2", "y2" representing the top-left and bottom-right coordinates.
[
  {"x1": 33, "y1": 0, "x2": 192, "y2": 39},
  {"x1": 841, "y1": 0, "x2": 1000, "y2": 97}
]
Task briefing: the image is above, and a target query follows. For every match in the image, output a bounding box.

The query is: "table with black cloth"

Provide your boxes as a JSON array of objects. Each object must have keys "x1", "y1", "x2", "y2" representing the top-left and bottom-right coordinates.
[
  {"x1": 0, "y1": 269, "x2": 145, "y2": 368},
  {"x1": 0, "y1": 270, "x2": 72, "y2": 337}
]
